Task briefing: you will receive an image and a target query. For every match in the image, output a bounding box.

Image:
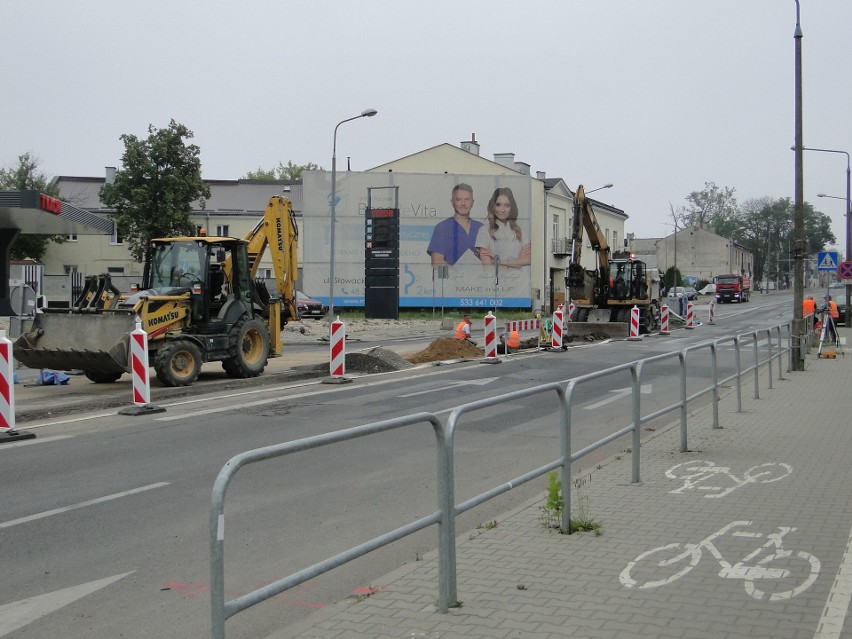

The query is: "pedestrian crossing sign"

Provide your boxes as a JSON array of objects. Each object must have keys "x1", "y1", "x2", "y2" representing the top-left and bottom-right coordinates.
[{"x1": 818, "y1": 251, "x2": 839, "y2": 271}]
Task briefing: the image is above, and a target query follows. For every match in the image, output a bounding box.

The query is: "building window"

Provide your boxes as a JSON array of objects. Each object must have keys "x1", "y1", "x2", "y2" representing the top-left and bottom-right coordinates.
[
  {"x1": 552, "y1": 214, "x2": 559, "y2": 240},
  {"x1": 107, "y1": 267, "x2": 125, "y2": 275},
  {"x1": 65, "y1": 233, "x2": 78, "y2": 242},
  {"x1": 613, "y1": 231, "x2": 618, "y2": 249},
  {"x1": 258, "y1": 268, "x2": 272, "y2": 279},
  {"x1": 606, "y1": 229, "x2": 610, "y2": 245},
  {"x1": 216, "y1": 224, "x2": 229, "y2": 237},
  {"x1": 110, "y1": 227, "x2": 124, "y2": 245},
  {"x1": 64, "y1": 265, "x2": 78, "y2": 274}
]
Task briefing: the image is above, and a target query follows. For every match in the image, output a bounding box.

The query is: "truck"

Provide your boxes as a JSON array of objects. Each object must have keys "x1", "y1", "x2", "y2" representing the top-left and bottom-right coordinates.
[
  {"x1": 14, "y1": 196, "x2": 299, "y2": 387},
  {"x1": 565, "y1": 185, "x2": 660, "y2": 334},
  {"x1": 714, "y1": 273, "x2": 751, "y2": 303}
]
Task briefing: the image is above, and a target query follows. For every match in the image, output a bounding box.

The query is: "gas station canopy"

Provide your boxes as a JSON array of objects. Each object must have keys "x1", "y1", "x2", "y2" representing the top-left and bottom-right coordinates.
[{"x1": 0, "y1": 190, "x2": 113, "y2": 235}]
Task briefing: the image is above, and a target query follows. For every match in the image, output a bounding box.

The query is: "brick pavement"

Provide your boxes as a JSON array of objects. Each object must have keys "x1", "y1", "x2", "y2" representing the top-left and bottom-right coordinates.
[{"x1": 276, "y1": 332, "x2": 852, "y2": 639}]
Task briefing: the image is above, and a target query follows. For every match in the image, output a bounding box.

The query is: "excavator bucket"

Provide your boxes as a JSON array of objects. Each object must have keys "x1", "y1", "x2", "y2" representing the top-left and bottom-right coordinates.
[{"x1": 13, "y1": 311, "x2": 137, "y2": 374}]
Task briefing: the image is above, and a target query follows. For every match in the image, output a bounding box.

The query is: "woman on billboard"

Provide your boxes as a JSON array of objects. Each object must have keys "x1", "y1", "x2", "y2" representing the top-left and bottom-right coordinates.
[{"x1": 476, "y1": 187, "x2": 531, "y2": 268}]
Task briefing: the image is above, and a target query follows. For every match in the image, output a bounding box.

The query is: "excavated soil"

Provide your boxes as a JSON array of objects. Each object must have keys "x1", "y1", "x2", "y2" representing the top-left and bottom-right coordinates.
[{"x1": 405, "y1": 338, "x2": 484, "y2": 364}]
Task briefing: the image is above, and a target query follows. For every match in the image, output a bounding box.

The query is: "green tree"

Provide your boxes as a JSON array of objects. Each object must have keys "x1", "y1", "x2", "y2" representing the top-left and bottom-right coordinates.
[
  {"x1": 243, "y1": 160, "x2": 320, "y2": 182},
  {"x1": 99, "y1": 120, "x2": 211, "y2": 271},
  {"x1": 682, "y1": 182, "x2": 738, "y2": 231},
  {"x1": 0, "y1": 152, "x2": 65, "y2": 261}
]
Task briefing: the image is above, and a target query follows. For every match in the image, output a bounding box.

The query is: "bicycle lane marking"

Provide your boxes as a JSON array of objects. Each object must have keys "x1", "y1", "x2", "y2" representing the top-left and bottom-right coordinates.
[
  {"x1": 814, "y1": 523, "x2": 852, "y2": 639},
  {"x1": 664, "y1": 460, "x2": 792, "y2": 498},
  {"x1": 619, "y1": 520, "x2": 821, "y2": 601}
]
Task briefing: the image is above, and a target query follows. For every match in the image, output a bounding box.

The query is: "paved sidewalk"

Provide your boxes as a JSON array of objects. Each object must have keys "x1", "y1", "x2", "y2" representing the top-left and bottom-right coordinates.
[{"x1": 274, "y1": 331, "x2": 852, "y2": 638}]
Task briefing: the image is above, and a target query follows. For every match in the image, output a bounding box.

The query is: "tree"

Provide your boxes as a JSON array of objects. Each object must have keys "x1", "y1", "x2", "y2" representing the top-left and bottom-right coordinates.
[
  {"x1": 243, "y1": 161, "x2": 320, "y2": 182},
  {"x1": 99, "y1": 120, "x2": 211, "y2": 271},
  {"x1": 0, "y1": 152, "x2": 65, "y2": 261},
  {"x1": 682, "y1": 182, "x2": 738, "y2": 231}
]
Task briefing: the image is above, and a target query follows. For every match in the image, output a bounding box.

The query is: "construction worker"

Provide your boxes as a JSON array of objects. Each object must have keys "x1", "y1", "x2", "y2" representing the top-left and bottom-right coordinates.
[
  {"x1": 506, "y1": 329, "x2": 521, "y2": 352},
  {"x1": 803, "y1": 295, "x2": 816, "y2": 317},
  {"x1": 454, "y1": 314, "x2": 476, "y2": 345}
]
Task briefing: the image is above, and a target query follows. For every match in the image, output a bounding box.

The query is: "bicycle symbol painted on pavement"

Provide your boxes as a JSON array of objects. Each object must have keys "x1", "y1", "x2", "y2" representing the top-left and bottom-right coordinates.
[
  {"x1": 620, "y1": 521, "x2": 820, "y2": 601},
  {"x1": 665, "y1": 460, "x2": 792, "y2": 498}
]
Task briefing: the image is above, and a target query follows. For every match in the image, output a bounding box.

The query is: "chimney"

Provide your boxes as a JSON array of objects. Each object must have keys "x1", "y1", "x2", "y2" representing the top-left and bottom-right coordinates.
[
  {"x1": 460, "y1": 132, "x2": 480, "y2": 155},
  {"x1": 493, "y1": 152, "x2": 515, "y2": 169},
  {"x1": 514, "y1": 162, "x2": 531, "y2": 176},
  {"x1": 536, "y1": 171, "x2": 546, "y2": 180},
  {"x1": 105, "y1": 166, "x2": 117, "y2": 184}
]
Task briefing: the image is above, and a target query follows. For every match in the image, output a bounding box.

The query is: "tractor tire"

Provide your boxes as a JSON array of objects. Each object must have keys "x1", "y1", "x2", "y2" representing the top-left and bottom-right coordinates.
[
  {"x1": 154, "y1": 339, "x2": 203, "y2": 387},
  {"x1": 84, "y1": 370, "x2": 123, "y2": 384},
  {"x1": 222, "y1": 316, "x2": 269, "y2": 379}
]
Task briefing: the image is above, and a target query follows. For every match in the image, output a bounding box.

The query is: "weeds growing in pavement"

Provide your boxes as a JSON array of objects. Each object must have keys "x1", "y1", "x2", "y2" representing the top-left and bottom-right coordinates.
[{"x1": 539, "y1": 471, "x2": 602, "y2": 535}]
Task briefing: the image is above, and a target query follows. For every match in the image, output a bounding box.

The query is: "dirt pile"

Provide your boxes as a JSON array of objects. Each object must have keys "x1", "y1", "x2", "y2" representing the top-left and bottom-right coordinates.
[{"x1": 405, "y1": 338, "x2": 484, "y2": 364}]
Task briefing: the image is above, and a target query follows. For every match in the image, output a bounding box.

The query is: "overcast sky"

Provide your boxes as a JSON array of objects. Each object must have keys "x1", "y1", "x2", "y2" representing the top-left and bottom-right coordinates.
[{"x1": 4, "y1": 1, "x2": 851, "y2": 243}]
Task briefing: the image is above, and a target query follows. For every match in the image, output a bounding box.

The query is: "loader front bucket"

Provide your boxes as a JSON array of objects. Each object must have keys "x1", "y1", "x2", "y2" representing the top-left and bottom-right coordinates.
[
  {"x1": 567, "y1": 321, "x2": 630, "y2": 340},
  {"x1": 13, "y1": 311, "x2": 137, "y2": 374}
]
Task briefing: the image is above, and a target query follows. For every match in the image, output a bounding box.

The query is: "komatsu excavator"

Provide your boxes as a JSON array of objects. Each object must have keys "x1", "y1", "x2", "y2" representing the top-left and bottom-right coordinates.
[
  {"x1": 566, "y1": 185, "x2": 659, "y2": 335},
  {"x1": 14, "y1": 196, "x2": 300, "y2": 387}
]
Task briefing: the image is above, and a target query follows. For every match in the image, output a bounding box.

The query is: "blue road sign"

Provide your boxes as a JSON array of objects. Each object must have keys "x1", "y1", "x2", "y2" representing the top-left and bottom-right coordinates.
[{"x1": 818, "y1": 251, "x2": 839, "y2": 272}]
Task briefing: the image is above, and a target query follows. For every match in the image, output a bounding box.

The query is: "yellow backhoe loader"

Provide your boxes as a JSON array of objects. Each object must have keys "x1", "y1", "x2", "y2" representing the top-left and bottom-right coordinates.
[{"x1": 14, "y1": 196, "x2": 299, "y2": 387}]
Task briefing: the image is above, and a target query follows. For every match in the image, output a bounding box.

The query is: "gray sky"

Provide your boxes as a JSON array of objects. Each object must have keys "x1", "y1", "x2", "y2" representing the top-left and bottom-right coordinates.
[{"x1": 4, "y1": 1, "x2": 851, "y2": 244}]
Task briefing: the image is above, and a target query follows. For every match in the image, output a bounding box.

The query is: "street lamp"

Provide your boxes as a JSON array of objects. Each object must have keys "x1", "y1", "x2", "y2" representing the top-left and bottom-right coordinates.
[
  {"x1": 585, "y1": 183, "x2": 614, "y2": 195},
  {"x1": 800, "y1": 147, "x2": 850, "y2": 326},
  {"x1": 328, "y1": 108, "x2": 378, "y2": 322}
]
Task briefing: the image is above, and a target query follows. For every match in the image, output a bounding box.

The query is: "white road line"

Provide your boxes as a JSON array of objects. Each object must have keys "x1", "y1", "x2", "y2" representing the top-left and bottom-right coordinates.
[
  {"x1": 814, "y1": 523, "x2": 852, "y2": 638},
  {"x1": 0, "y1": 482, "x2": 170, "y2": 530},
  {"x1": 0, "y1": 435, "x2": 73, "y2": 450},
  {"x1": 0, "y1": 572, "x2": 134, "y2": 637}
]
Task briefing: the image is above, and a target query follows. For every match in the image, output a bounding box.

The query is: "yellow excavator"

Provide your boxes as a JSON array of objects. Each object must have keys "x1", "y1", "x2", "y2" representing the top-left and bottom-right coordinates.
[
  {"x1": 14, "y1": 196, "x2": 299, "y2": 387},
  {"x1": 566, "y1": 185, "x2": 659, "y2": 334}
]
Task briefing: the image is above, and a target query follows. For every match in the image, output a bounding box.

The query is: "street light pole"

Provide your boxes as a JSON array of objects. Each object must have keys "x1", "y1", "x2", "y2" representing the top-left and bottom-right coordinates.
[
  {"x1": 791, "y1": 0, "x2": 805, "y2": 370},
  {"x1": 328, "y1": 108, "x2": 378, "y2": 322}
]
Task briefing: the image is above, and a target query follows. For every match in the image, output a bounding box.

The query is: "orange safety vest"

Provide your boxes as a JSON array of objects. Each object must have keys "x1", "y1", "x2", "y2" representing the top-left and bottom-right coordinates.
[
  {"x1": 803, "y1": 298, "x2": 816, "y2": 316},
  {"x1": 455, "y1": 320, "x2": 470, "y2": 340},
  {"x1": 507, "y1": 331, "x2": 521, "y2": 348},
  {"x1": 829, "y1": 300, "x2": 840, "y2": 319}
]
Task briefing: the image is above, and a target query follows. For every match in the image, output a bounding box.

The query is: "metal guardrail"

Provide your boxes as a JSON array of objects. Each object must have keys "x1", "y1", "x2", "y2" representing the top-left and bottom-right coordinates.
[{"x1": 210, "y1": 321, "x2": 793, "y2": 638}]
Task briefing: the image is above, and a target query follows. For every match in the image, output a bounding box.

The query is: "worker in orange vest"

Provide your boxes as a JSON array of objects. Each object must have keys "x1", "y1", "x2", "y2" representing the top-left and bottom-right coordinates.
[
  {"x1": 454, "y1": 314, "x2": 476, "y2": 344},
  {"x1": 802, "y1": 295, "x2": 816, "y2": 317},
  {"x1": 506, "y1": 330, "x2": 521, "y2": 352}
]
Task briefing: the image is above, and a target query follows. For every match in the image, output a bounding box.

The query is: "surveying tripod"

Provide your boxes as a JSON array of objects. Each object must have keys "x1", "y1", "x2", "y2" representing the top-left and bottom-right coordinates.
[{"x1": 817, "y1": 307, "x2": 844, "y2": 358}]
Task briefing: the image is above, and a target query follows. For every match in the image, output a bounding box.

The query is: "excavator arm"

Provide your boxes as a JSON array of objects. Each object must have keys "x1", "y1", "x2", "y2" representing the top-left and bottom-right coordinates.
[
  {"x1": 224, "y1": 196, "x2": 300, "y2": 324},
  {"x1": 567, "y1": 185, "x2": 611, "y2": 304}
]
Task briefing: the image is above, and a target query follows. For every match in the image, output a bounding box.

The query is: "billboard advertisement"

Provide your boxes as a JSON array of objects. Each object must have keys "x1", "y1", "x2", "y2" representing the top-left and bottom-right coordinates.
[{"x1": 302, "y1": 171, "x2": 532, "y2": 309}]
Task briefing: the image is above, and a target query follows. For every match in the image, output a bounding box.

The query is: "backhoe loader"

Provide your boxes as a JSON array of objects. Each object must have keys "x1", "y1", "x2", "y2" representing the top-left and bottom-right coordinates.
[{"x1": 14, "y1": 196, "x2": 299, "y2": 387}]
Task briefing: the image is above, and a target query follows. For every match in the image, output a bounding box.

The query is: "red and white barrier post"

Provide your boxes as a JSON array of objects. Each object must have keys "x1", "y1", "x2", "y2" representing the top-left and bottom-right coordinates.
[
  {"x1": 628, "y1": 305, "x2": 642, "y2": 340},
  {"x1": 118, "y1": 318, "x2": 165, "y2": 416},
  {"x1": 660, "y1": 304, "x2": 671, "y2": 335},
  {"x1": 324, "y1": 317, "x2": 351, "y2": 383},
  {"x1": 482, "y1": 311, "x2": 499, "y2": 363},
  {"x1": 567, "y1": 302, "x2": 576, "y2": 322},
  {"x1": 551, "y1": 304, "x2": 564, "y2": 349},
  {"x1": 685, "y1": 301, "x2": 695, "y2": 329},
  {"x1": 0, "y1": 330, "x2": 34, "y2": 442},
  {"x1": 709, "y1": 300, "x2": 716, "y2": 325}
]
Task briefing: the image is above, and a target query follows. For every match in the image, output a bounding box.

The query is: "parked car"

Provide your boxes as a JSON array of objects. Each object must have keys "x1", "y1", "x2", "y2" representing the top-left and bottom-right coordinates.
[
  {"x1": 296, "y1": 291, "x2": 327, "y2": 320},
  {"x1": 698, "y1": 283, "x2": 716, "y2": 295},
  {"x1": 667, "y1": 287, "x2": 686, "y2": 299},
  {"x1": 684, "y1": 286, "x2": 698, "y2": 301}
]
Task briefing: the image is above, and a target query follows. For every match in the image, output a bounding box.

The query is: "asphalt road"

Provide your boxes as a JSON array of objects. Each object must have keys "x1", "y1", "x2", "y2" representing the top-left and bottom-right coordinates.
[{"x1": 0, "y1": 295, "x2": 794, "y2": 639}]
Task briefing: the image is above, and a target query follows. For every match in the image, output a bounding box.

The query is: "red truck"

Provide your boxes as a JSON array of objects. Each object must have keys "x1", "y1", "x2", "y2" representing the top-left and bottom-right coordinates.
[{"x1": 714, "y1": 274, "x2": 751, "y2": 303}]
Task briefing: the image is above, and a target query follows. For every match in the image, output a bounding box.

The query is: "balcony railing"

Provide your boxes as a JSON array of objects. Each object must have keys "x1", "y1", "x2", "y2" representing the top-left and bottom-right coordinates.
[{"x1": 551, "y1": 237, "x2": 571, "y2": 256}]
